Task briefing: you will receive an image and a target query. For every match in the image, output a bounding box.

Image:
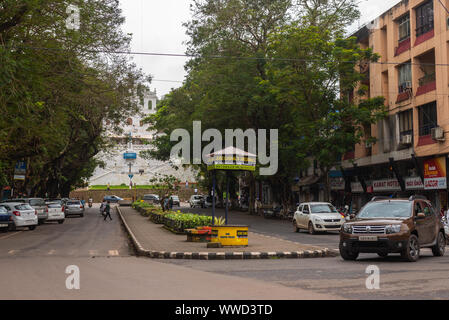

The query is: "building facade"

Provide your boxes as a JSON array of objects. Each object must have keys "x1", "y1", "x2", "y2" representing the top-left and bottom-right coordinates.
[
  {"x1": 329, "y1": 0, "x2": 449, "y2": 213},
  {"x1": 88, "y1": 90, "x2": 197, "y2": 187}
]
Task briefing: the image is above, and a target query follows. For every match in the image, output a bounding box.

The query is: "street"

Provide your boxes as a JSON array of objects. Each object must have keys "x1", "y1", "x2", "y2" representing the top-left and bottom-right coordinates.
[
  {"x1": 1, "y1": 204, "x2": 449, "y2": 299},
  {"x1": 182, "y1": 205, "x2": 341, "y2": 250}
]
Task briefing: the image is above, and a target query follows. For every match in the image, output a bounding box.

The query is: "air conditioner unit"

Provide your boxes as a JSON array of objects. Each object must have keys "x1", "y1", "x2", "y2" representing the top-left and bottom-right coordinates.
[
  {"x1": 431, "y1": 127, "x2": 445, "y2": 141},
  {"x1": 400, "y1": 134, "x2": 412, "y2": 145}
]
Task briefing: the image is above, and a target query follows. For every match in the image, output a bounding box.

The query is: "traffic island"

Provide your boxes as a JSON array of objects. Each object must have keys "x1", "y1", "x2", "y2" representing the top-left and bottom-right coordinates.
[{"x1": 117, "y1": 206, "x2": 338, "y2": 260}]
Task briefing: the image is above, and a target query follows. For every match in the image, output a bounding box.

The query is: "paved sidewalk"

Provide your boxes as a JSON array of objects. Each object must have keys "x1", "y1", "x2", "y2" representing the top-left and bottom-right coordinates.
[{"x1": 117, "y1": 206, "x2": 336, "y2": 259}]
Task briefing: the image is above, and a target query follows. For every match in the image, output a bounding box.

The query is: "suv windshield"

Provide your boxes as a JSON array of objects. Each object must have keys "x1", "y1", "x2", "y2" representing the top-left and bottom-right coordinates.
[
  {"x1": 193, "y1": 196, "x2": 202, "y2": 200},
  {"x1": 310, "y1": 204, "x2": 338, "y2": 214},
  {"x1": 358, "y1": 201, "x2": 412, "y2": 219}
]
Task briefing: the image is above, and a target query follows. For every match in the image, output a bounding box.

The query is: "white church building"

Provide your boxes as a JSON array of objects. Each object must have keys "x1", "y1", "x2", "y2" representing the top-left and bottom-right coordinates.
[{"x1": 88, "y1": 90, "x2": 197, "y2": 187}]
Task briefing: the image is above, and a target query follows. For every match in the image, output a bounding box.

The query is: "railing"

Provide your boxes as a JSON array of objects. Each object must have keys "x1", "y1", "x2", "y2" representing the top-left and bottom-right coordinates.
[
  {"x1": 419, "y1": 124, "x2": 436, "y2": 136},
  {"x1": 418, "y1": 72, "x2": 436, "y2": 87},
  {"x1": 416, "y1": 22, "x2": 434, "y2": 37}
]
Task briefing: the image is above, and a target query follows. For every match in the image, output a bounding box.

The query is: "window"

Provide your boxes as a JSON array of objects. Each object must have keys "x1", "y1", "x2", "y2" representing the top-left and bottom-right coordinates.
[
  {"x1": 416, "y1": 1, "x2": 434, "y2": 37},
  {"x1": 398, "y1": 63, "x2": 412, "y2": 93},
  {"x1": 399, "y1": 109, "x2": 413, "y2": 136},
  {"x1": 398, "y1": 13, "x2": 410, "y2": 42},
  {"x1": 418, "y1": 101, "x2": 437, "y2": 136},
  {"x1": 148, "y1": 100, "x2": 153, "y2": 110},
  {"x1": 303, "y1": 205, "x2": 310, "y2": 214}
]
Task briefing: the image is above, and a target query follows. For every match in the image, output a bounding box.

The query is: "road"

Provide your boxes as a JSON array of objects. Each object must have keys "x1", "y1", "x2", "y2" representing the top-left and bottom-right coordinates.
[
  {"x1": 181, "y1": 205, "x2": 341, "y2": 250},
  {"x1": 0, "y1": 205, "x2": 334, "y2": 300},
  {"x1": 1, "y1": 204, "x2": 449, "y2": 300}
]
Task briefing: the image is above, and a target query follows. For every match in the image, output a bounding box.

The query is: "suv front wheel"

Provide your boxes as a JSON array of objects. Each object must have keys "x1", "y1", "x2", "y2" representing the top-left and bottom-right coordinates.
[
  {"x1": 431, "y1": 231, "x2": 445, "y2": 257},
  {"x1": 339, "y1": 246, "x2": 359, "y2": 261},
  {"x1": 401, "y1": 234, "x2": 420, "y2": 262}
]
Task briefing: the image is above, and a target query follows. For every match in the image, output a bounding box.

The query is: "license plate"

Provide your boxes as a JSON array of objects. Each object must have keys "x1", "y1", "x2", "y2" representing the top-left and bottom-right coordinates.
[
  {"x1": 0, "y1": 224, "x2": 8, "y2": 227},
  {"x1": 37, "y1": 210, "x2": 43, "y2": 214},
  {"x1": 359, "y1": 236, "x2": 378, "y2": 241}
]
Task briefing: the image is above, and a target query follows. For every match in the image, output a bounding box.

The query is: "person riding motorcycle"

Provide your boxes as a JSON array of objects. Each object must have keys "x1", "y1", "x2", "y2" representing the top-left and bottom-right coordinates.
[{"x1": 88, "y1": 198, "x2": 93, "y2": 208}]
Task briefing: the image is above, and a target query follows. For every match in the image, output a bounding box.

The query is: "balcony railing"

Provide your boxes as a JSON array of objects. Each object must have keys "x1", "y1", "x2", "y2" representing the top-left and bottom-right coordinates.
[
  {"x1": 418, "y1": 72, "x2": 436, "y2": 87},
  {"x1": 416, "y1": 23, "x2": 434, "y2": 37}
]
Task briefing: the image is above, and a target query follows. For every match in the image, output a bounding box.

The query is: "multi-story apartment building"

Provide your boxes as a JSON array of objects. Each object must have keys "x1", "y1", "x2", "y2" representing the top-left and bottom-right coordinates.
[{"x1": 329, "y1": 0, "x2": 449, "y2": 213}]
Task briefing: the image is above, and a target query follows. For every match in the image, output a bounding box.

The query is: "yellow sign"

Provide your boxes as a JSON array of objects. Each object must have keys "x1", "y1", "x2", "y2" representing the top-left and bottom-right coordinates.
[{"x1": 207, "y1": 164, "x2": 256, "y2": 171}]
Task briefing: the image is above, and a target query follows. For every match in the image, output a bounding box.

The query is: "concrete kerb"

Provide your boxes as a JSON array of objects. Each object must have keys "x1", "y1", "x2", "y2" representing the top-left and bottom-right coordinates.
[{"x1": 116, "y1": 207, "x2": 338, "y2": 260}]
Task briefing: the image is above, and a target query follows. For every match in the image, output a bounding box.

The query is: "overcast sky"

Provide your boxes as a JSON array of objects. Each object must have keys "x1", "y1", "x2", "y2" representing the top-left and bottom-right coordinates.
[{"x1": 119, "y1": 0, "x2": 401, "y2": 98}]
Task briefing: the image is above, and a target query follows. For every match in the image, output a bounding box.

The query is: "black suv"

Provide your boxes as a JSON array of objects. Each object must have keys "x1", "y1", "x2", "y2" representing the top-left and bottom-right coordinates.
[{"x1": 340, "y1": 196, "x2": 446, "y2": 262}]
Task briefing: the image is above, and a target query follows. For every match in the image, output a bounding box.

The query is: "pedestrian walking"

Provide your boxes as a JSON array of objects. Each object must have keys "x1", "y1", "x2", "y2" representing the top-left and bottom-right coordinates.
[
  {"x1": 104, "y1": 201, "x2": 112, "y2": 221},
  {"x1": 100, "y1": 200, "x2": 106, "y2": 216},
  {"x1": 169, "y1": 196, "x2": 174, "y2": 210}
]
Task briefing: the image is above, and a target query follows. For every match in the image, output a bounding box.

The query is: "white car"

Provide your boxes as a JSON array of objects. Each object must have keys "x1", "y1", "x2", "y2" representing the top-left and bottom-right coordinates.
[
  {"x1": 293, "y1": 202, "x2": 345, "y2": 234},
  {"x1": 45, "y1": 202, "x2": 65, "y2": 224},
  {"x1": 0, "y1": 202, "x2": 38, "y2": 231}
]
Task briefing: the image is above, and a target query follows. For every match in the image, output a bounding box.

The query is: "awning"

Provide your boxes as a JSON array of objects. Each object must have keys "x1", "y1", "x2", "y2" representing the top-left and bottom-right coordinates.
[{"x1": 298, "y1": 175, "x2": 320, "y2": 187}]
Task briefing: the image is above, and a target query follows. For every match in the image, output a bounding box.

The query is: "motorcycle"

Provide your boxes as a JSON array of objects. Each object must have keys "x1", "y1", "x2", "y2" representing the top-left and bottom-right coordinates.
[{"x1": 88, "y1": 198, "x2": 93, "y2": 208}]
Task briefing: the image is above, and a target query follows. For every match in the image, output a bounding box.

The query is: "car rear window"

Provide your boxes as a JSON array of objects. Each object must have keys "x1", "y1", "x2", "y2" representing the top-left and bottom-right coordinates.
[
  {"x1": 15, "y1": 204, "x2": 33, "y2": 211},
  {"x1": 48, "y1": 203, "x2": 62, "y2": 208},
  {"x1": 143, "y1": 195, "x2": 154, "y2": 199},
  {"x1": 193, "y1": 196, "x2": 202, "y2": 200},
  {"x1": 29, "y1": 199, "x2": 45, "y2": 206},
  {"x1": 67, "y1": 201, "x2": 81, "y2": 205},
  {"x1": 0, "y1": 206, "x2": 7, "y2": 214}
]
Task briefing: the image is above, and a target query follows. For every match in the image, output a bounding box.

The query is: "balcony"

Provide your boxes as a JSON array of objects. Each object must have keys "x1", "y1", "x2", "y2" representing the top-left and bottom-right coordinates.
[
  {"x1": 415, "y1": 23, "x2": 434, "y2": 47},
  {"x1": 416, "y1": 72, "x2": 436, "y2": 96},
  {"x1": 395, "y1": 38, "x2": 411, "y2": 57}
]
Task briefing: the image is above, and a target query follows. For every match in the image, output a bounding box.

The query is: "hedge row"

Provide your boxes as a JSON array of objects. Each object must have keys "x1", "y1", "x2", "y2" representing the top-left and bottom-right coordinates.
[{"x1": 131, "y1": 201, "x2": 212, "y2": 233}]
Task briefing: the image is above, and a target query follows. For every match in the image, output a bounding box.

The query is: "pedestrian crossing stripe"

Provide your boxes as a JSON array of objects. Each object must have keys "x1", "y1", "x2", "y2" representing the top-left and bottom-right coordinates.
[{"x1": 108, "y1": 250, "x2": 119, "y2": 256}]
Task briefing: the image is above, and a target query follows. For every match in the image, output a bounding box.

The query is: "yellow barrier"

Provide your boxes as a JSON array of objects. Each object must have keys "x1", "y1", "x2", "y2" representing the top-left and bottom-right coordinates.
[{"x1": 210, "y1": 225, "x2": 248, "y2": 246}]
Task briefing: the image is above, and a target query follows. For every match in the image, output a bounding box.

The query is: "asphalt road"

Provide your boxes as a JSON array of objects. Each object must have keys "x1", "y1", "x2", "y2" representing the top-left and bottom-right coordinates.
[
  {"x1": 2, "y1": 203, "x2": 449, "y2": 300},
  {"x1": 0, "y1": 205, "x2": 335, "y2": 300},
  {"x1": 181, "y1": 205, "x2": 341, "y2": 250}
]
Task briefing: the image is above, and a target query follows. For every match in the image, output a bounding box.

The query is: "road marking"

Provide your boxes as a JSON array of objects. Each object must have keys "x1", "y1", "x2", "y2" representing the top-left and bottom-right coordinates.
[
  {"x1": 89, "y1": 250, "x2": 98, "y2": 256},
  {"x1": 0, "y1": 231, "x2": 21, "y2": 240},
  {"x1": 108, "y1": 250, "x2": 119, "y2": 256},
  {"x1": 47, "y1": 250, "x2": 56, "y2": 255},
  {"x1": 8, "y1": 250, "x2": 18, "y2": 255}
]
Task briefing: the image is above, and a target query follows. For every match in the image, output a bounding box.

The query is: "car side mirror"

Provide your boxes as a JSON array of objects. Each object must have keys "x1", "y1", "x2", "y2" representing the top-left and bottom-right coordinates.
[{"x1": 416, "y1": 212, "x2": 426, "y2": 219}]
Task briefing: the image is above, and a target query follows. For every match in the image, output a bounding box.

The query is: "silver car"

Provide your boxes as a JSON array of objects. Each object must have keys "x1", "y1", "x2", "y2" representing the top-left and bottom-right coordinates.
[
  {"x1": 189, "y1": 195, "x2": 204, "y2": 208},
  {"x1": 0, "y1": 203, "x2": 38, "y2": 231},
  {"x1": 64, "y1": 200, "x2": 85, "y2": 217},
  {"x1": 2, "y1": 198, "x2": 48, "y2": 224}
]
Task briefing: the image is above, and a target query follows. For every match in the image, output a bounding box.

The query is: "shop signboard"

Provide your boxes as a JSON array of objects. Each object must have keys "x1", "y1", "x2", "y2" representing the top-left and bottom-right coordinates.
[
  {"x1": 405, "y1": 177, "x2": 424, "y2": 190},
  {"x1": 424, "y1": 157, "x2": 447, "y2": 190},
  {"x1": 330, "y1": 178, "x2": 345, "y2": 190},
  {"x1": 372, "y1": 179, "x2": 401, "y2": 192}
]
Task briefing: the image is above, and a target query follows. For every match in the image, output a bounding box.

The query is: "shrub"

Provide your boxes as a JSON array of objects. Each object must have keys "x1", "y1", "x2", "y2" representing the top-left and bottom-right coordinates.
[{"x1": 163, "y1": 212, "x2": 212, "y2": 232}]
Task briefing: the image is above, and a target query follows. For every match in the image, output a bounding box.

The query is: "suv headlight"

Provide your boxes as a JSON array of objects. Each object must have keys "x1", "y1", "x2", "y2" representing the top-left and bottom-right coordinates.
[
  {"x1": 385, "y1": 224, "x2": 401, "y2": 234},
  {"x1": 343, "y1": 224, "x2": 353, "y2": 234}
]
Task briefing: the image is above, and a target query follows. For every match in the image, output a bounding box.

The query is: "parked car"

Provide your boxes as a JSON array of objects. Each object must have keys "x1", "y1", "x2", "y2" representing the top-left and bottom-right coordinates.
[
  {"x1": 169, "y1": 195, "x2": 180, "y2": 207},
  {"x1": 339, "y1": 195, "x2": 446, "y2": 262},
  {"x1": 64, "y1": 200, "x2": 84, "y2": 217},
  {"x1": 143, "y1": 194, "x2": 160, "y2": 204},
  {"x1": 293, "y1": 202, "x2": 345, "y2": 234},
  {"x1": 189, "y1": 195, "x2": 204, "y2": 208},
  {"x1": 0, "y1": 205, "x2": 12, "y2": 232},
  {"x1": 204, "y1": 195, "x2": 214, "y2": 208},
  {"x1": 2, "y1": 198, "x2": 48, "y2": 224},
  {"x1": 103, "y1": 195, "x2": 123, "y2": 203},
  {"x1": 45, "y1": 201, "x2": 65, "y2": 224},
  {"x1": 0, "y1": 202, "x2": 38, "y2": 231}
]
